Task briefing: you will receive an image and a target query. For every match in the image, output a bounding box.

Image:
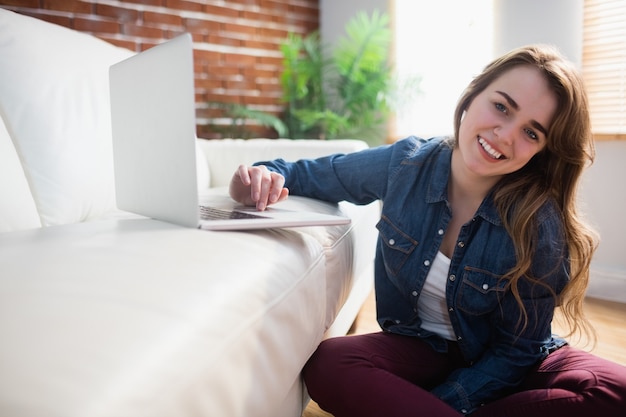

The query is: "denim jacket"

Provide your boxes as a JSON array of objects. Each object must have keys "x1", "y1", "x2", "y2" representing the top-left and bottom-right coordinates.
[{"x1": 258, "y1": 136, "x2": 569, "y2": 414}]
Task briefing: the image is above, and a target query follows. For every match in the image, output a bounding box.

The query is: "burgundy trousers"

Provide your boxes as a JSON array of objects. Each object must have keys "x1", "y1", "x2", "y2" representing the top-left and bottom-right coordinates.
[{"x1": 302, "y1": 332, "x2": 626, "y2": 417}]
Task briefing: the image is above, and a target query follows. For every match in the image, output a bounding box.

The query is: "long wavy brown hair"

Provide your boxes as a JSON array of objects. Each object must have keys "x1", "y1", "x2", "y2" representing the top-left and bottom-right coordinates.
[{"x1": 452, "y1": 44, "x2": 599, "y2": 340}]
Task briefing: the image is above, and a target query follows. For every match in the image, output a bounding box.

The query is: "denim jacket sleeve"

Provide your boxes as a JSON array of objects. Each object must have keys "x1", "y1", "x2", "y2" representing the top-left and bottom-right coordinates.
[
  {"x1": 254, "y1": 137, "x2": 428, "y2": 205},
  {"x1": 430, "y1": 205, "x2": 569, "y2": 414}
]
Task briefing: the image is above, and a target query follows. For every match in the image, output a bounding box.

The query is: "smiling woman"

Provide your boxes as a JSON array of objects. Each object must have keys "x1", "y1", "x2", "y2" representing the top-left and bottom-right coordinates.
[
  {"x1": 456, "y1": 66, "x2": 556, "y2": 185},
  {"x1": 230, "y1": 43, "x2": 626, "y2": 417}
]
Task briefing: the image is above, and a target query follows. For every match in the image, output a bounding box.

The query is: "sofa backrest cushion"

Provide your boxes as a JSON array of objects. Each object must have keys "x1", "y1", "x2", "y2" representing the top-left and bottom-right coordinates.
[
  {"x1": 0, "y1": 9, "x2": 134, "y2": 226},
  {"x1": 0, "y1": 114, "x2": 41, "y2": 232},
  {"x1": 197, "y1": 138, "x2": 369, "y2": 188}
]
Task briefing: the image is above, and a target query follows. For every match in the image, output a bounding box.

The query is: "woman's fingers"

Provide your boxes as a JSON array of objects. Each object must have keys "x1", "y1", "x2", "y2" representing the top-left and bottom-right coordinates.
[
  {"x1": 229, "y1": 164, "x2": 288, "y2": 210},
  {"x1": 229, "y1": 164, "x2": 253, "y2": 205},
  {"x1": 250, "y1": 167, "x2": 285, "y2": 210}
]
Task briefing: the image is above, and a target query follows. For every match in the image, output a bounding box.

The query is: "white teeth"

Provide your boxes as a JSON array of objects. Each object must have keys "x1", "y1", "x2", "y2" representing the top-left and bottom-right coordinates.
[{"x1": 478, "y1": 137, "x2": 503, "y2": 159}]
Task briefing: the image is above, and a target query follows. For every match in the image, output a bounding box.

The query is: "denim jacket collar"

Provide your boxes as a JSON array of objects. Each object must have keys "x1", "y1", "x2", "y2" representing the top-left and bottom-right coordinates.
[{"x1": 423, "y1": 140, "x2": 502, "y2": 227}]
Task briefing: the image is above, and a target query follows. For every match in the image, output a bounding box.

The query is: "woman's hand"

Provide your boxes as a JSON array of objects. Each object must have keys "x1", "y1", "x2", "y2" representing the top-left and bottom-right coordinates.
[{"x1": 229, "y1": 164, "x2": 289, "y2": 211}]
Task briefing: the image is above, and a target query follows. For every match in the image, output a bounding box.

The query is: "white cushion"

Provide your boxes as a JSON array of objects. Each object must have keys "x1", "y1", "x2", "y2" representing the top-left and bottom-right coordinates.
[
  {"x1": 0, "y1": 217, "x2": 329, "y2": 417},
  {"x1": 0, "y1": 9, "x2": 134, "y2": 226},
  {"x1": 195, "y1": 140, "x2": 211, "y2": 189},
  {"x1": 0, "y1": 115, "x2": 41, "y2": 232},
  {"x1": 197, "y1": 138, "x2": 369, "y2": 187}
]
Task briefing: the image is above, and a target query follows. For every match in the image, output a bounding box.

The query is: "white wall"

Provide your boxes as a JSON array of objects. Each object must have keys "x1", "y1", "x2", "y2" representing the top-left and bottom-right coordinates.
[
  {"x1": 580, "y1": 142, "x2": 626, "y2": 302},
  {"x1": 320, "y1": 0, "x2": 389, "y2": 46},
  {"x1": 493, "y1": 0, "x2": 583, "y2": 66}
]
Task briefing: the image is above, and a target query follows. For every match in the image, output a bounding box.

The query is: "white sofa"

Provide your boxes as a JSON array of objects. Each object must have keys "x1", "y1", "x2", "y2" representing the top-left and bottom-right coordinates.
[{"x1": 0, "y1": 9, "x2": 379, "y2": 417}]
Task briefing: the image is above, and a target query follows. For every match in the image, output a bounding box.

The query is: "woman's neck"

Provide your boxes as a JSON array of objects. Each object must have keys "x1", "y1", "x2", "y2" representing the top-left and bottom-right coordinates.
[{"x1": 449, "y1": 148, "x2": 500, "y2": 210}]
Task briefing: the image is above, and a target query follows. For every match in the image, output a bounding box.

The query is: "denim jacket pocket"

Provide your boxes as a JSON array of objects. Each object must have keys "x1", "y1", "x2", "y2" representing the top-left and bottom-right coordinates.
[
  {"x1": 456, "y1": 267, "x2": 509, "y2": 316},
  {"x1": 376, "y1": 216, "x2": 417, "y2": 276}
]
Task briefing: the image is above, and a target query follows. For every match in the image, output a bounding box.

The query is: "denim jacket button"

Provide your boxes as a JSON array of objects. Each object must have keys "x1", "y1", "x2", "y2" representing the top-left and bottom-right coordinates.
[
  {"x1": 388, "y1": 238, "x2": 395, "y2": 246},
  {"x1": 449, "y1": 274, "x2": 456, "y2": 282},
  {"x1": 438, "y1": 229, "x2": 444, "y2": 235},
  {"x1": 482, "y1": 283, "x2": 489, "y2": 290},
  {"x1": 412, "y1": 290, "x2": 418, "y2": 297},
  {"x1": 457, "y1": 241, "x2": 465, "y2": 248},
  {"x1": 424, "y1": 260, "x2": 430, "y2": 266}
]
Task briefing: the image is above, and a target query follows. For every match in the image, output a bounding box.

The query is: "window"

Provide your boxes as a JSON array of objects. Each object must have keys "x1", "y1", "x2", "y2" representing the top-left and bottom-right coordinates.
[
  {"x1": 392, "y1": 0, "x2": 493, "y2": 139},
  {"x1": 391, "y1": 0, "x2": 493, "y2": 139},
  {"x1": 393, "y1": 1, "x2": 625, "y2": 141},
  {"x1": 583, "y1": 0, "x2": 626, "y2": 139}
]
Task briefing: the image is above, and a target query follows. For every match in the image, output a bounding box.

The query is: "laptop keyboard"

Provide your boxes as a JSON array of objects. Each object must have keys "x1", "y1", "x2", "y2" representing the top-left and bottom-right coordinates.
[{"x1": 199, "y1": 205, "x2": 263, "y2": 220}]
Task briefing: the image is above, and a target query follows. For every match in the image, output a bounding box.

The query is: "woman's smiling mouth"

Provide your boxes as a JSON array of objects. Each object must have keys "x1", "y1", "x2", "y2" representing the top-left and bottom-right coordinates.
[{"x1": 478, "y1": 137, "x2": 506, "y2": 160}]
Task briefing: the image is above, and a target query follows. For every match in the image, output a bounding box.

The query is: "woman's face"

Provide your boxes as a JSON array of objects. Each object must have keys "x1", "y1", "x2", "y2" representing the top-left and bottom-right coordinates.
[{"x1": 457, "y1": 65, "x2": 557, "y2": 183}]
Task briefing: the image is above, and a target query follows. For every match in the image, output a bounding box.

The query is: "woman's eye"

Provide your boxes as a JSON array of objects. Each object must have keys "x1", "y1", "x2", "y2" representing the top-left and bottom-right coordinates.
[
  {"x1": 524, "y1": 128, "x2": 538, "y2": 140},
  {"x1": 495, "y1": 102, "x2": 507, "y2": 113}
]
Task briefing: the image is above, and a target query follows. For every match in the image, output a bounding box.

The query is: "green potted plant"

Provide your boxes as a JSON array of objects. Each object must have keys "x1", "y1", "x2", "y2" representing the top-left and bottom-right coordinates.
[{"x1": 280, "y1": 10, "x2": 395, "y2": 143}]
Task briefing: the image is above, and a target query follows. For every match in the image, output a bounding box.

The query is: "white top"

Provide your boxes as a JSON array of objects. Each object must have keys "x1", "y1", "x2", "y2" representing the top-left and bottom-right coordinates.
[{"x1": 418, "y1": 251, "x2": 456, "y2": 340}]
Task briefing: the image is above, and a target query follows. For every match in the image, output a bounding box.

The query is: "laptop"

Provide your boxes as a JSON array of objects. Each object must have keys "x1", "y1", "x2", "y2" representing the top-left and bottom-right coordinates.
[{"x1": 109, "y1": 33, "x2": 350, "y2": 230}]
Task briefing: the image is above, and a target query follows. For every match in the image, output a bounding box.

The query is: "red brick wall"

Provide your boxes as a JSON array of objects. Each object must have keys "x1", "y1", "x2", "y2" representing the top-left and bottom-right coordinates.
[{"x1": 0, "y1": 0, "x2": 320, "y2": 139}]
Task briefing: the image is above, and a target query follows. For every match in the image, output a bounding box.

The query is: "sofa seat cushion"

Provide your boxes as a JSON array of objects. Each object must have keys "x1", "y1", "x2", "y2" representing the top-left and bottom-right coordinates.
[
  {"x1": 0, "y1": 9, "x2": 133, "y2": 227},
  {"x1": 280, "y1": 198, "x2": 379, "y2": 334},
  {"x1": 200, "y1": 187, "x2": 379, "y2": 335},
  {"x1": 0, "y1": 217, "x2": 333, "y2": 417}
]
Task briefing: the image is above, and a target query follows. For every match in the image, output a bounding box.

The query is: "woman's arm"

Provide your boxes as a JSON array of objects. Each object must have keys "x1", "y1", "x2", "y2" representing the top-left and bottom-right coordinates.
[{"x1": 229, "y1": 137, "x2": 426, "y2": 210}]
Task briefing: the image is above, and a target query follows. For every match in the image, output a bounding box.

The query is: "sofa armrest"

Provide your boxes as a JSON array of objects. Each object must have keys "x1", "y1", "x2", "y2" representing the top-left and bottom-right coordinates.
[{"x1": 196, "y1": 138, "x2": 369, "y2": 188}]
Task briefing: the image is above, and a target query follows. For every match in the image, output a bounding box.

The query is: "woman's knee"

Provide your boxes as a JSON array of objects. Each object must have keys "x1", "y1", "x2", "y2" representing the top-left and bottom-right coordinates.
[
  {"x1": 303, "y1": 337, "x2": 354, "y2": 388},
  {"x1": 532, "y1": 347, "x2": 626, "y2": 412},
  {"x1": 304, "y1": 335, "x2": 373, "y2": 377}
]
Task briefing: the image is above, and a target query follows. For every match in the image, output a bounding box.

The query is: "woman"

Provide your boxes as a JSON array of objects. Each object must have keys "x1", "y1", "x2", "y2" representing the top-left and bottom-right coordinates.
[{"x1": 229, "y1": 45, "x2": 626, "y2": 416}]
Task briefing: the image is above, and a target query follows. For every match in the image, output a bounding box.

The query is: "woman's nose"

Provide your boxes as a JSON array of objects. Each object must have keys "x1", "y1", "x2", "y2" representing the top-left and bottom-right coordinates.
[{"x1": 494, "y1": 124, "x2": 515, "y2": 145}]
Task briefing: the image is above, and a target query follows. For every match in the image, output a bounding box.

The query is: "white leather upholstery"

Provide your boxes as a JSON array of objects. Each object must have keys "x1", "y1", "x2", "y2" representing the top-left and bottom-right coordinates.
[
  {"x1": 0, "y1": 115, "x2": 41, "y2": 232},
  {"x1": 0, "y1": 9, "x2": 133, "y2": 226},
  {"x1": 0, "y1": 197, "x2": 378, "y2": 417},
  {"x1": 0, "y1": 219, "x2": 328, "y2": 417},
  {"x1": 198, "y1": 138, "x2": 370, "y2": 187}
]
